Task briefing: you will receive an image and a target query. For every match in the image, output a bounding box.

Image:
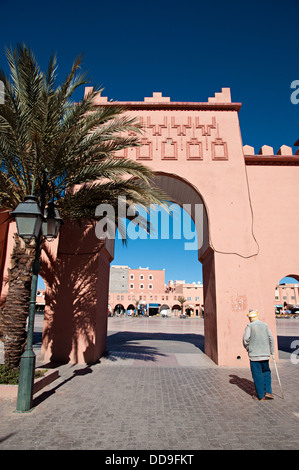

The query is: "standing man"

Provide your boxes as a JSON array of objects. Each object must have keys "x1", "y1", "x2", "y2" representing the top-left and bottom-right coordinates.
[{"x1": 243, "y1": 310, "x2": 275, "y2": 401}]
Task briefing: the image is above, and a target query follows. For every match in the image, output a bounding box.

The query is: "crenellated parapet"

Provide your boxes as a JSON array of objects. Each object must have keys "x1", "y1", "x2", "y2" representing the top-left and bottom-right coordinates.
[
  {"x1": 85, "y1": 87, "x2": 240, "y2": 110},
  {"x1": 243, "y1": 143, "x2": 299, "y2": 165}
]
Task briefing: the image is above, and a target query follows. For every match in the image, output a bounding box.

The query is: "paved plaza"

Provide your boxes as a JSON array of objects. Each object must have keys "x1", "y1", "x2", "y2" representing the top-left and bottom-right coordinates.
[{"x1": 0, "y1": 316, "x2": 299, "y2": 451}]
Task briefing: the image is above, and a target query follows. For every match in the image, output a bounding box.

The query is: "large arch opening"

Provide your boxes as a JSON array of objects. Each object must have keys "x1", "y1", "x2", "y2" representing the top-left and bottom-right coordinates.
[
  {"x1": 24, "y1": 274, "x2": 48, "y2": 353},
  {"x1": 40, "y1": 172, "x2": 222, "y2": 366},
  {"x1": 107, "y1": 172, "x2": 216, "y2": 364},
  {"x1": 275, "y1": 275, "x2": 299, "y2": 317},
  {"x1": 274, "y1": 275, "x2": 299, "y2": 360}
]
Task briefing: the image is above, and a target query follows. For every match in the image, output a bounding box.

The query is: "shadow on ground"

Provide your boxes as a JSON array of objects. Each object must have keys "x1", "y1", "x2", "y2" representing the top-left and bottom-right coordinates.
[
  {"x1": 105, "y1": 330, "x2": 205, "y2": 361},
  {"x1": 229, "y1": 374, "x2": 255, "y2": 396},
  {"x1": 32, "y1": 365, "x2": 94, "y2": 408},
  {"x1": 277, "y1": 335, "x2": 299, "y2": 358},
  {"x1": 33, "y1": 328, "x2": 299, "y2": 359}
]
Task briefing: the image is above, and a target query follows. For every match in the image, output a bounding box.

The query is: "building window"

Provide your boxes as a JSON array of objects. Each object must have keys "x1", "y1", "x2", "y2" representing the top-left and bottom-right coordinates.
[
  {"x1": 130, "y1": 274, "x2": 134, "y2": 280},
  {"x1": 130, "y1": 283, "x2": 134, "y2": 289},
  {"x1": 140, "y1": 284, "x2": 144, "y2": 289},
  {"x1": 148, "y1": 284, "x2": 153, "y2": 289},
  {"x1": 148, "y1": 275, "x2": 153, "y2": 280},
  {"x1": 187, "y1": 297, "x2": 191, "y2": 301},
  {"x1": 140, "y1": 274, "x2": 144, "y2": 280},
  {"x1": 195, "y1": 297, "x2": 200, "y2": 301}
]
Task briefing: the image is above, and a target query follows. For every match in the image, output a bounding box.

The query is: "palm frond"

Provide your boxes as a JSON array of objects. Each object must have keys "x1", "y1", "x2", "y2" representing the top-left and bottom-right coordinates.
[{"x1": 0, "y1": 44, "x2": 170, "y2": 230}]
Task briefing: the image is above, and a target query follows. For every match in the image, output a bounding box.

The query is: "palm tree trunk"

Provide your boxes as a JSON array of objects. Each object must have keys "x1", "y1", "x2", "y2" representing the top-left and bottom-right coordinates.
[{"x1": 0, "y1": 234, "x2": 35, "y2": 368}]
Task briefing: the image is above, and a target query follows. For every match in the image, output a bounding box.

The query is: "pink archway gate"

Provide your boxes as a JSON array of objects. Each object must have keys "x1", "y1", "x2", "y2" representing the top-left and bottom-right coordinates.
[{"x1": 1, "y1": 88, "x2": 299, "y2": 366}]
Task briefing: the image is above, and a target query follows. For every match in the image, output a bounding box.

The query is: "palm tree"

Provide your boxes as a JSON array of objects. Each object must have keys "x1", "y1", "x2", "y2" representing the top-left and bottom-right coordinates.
[
  {"x1": 0, "y1": 44, "x2": 168, "y2": 368},
  {"x1": 177, "y1": 296, "x2": 186, "y2": 316}
]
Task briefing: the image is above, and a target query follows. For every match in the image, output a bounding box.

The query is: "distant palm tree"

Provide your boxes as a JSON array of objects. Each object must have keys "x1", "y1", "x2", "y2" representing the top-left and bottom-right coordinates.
[
  {"x1": 177, "y1": 296, "x2": 186, "y2": 316},
  {"x1": 0, "y1": 44, "x2": 168, "y2": 368}
]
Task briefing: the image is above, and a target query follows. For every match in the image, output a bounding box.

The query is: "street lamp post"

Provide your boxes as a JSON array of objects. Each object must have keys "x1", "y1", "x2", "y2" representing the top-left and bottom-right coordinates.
[
  {"x1": 10, "y1": 195, "x2": 62, "y2": 412},
  {"x1": 15, "y1": 232, "x2": 42, "y2": 412}
]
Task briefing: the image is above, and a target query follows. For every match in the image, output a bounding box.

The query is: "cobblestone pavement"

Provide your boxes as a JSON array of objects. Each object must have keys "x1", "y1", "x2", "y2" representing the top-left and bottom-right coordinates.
[{"x1": 0, "y1": 317, "x2": 299, "y2": 450}]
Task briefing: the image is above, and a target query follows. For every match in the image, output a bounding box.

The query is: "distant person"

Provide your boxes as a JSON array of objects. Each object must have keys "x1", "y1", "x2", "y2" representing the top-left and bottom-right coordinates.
[{"x1": 243, "y1": 310, "x2": 275, "y2": 401}]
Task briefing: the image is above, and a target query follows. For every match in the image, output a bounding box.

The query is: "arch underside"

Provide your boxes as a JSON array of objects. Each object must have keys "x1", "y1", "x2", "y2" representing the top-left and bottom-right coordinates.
[{"x1": 152, "y1": 172, "x2": 210, "y2": 261}]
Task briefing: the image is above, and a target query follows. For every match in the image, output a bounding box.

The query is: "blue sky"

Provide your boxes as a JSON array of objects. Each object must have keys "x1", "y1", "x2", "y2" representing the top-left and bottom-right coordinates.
[{"x1": 0, "y1": 0, "x2": 298, "y2": 284}]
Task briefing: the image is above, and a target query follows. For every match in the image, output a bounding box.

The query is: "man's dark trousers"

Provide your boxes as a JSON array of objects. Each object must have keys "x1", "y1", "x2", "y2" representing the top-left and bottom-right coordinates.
[{"x1": 250, "y1": 360, "x2": 272, "y2": 399}]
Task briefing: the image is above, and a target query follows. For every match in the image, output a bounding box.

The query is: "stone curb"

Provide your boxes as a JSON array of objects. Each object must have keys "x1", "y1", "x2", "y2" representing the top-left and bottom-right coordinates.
[{"x1": 0, "y1": 369, "x2": 59, "y2": 398}]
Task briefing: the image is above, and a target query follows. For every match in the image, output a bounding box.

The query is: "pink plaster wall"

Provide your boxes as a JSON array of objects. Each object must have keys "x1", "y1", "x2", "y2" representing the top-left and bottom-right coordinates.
[
  {"x1": 0, "y1": 212, "x2": 10, "y2": 304},
  {"x1": 100, "y1": 88, "x2": 297, "y2": 366},
  {"x1": 0, "y1": 219, "x2": 17, "y2": 306},
  {"x1": 1, "y1": 88, "x2": 298, "y2": 367},
  {"x1": 40, "y1": 221, "x2": 113, "y2": 364}
]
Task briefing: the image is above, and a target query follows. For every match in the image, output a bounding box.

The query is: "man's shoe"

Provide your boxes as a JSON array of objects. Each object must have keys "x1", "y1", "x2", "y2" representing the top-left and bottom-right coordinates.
[
  {"x1": 265, "y1": 393, "x2": 274, "y2": 399},
  {"x1": 252, "y1": 395, "x2": 267, "y2": 401}
]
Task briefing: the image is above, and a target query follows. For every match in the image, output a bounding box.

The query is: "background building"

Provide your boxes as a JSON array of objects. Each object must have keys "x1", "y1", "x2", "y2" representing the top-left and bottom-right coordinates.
[
  {"x1": 110, "y1": 268, "x2": 299, "y2": 317},
  {"x1": 108, "y1": 265, "x2": 204, "y2": 316},
  {"x1": 274, "y1": 283, "x2": 299, "y2": 314},
  {"x1": 36, "y1": 289, "x2": 45, "y2": 313}
]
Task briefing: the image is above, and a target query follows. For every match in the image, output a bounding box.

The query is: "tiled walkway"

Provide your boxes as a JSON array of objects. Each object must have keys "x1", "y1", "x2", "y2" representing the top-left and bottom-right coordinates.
[{"x1": 0, "y1": 317, "x2": 299, "y2": 450}]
